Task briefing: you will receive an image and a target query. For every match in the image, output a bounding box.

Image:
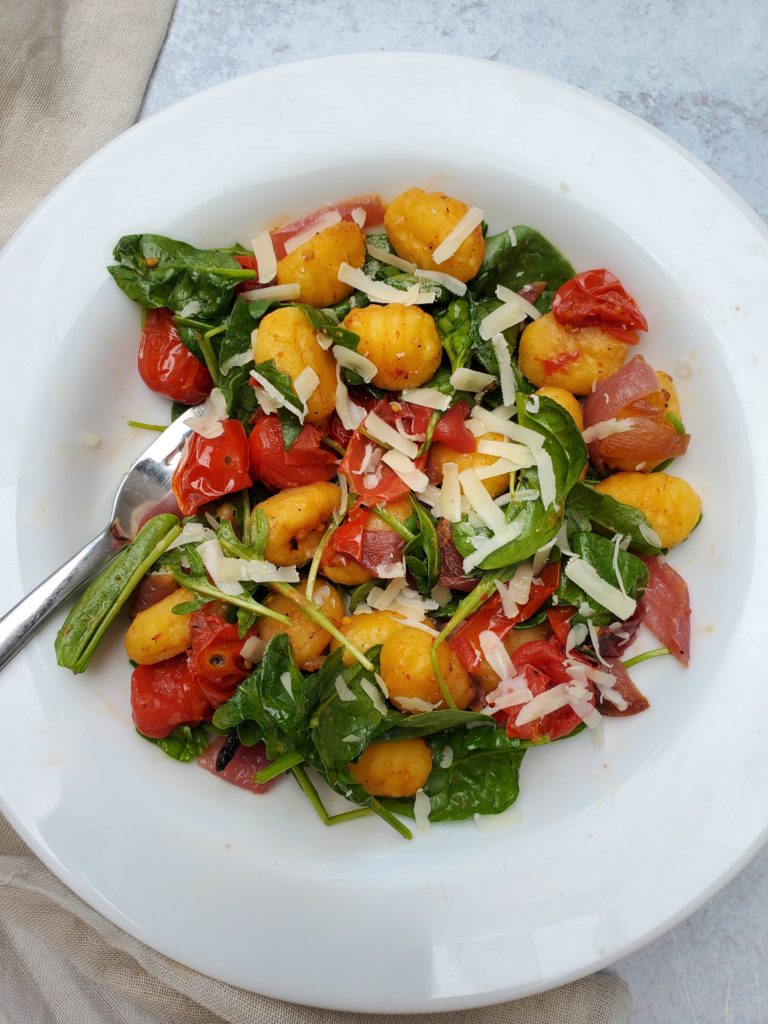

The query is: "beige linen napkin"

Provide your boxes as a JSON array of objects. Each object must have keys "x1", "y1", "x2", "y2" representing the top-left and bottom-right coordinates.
[{"x1": 0, "y1": 2, "x2": 631, "y2": 1021}]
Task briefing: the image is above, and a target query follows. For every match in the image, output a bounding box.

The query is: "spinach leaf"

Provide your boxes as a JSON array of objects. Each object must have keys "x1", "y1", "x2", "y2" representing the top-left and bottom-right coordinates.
[
  {"x1": 142, "y1": 724, "x2": 209, "y2": 762},
  {"x1": 556, "y1": 531, "x2": 649, "y2": 624},
  {"x1": 435, "y1": 296, "x2": 481, "y2": 372},
  {"x1": 294, "y1": 303, "x2": 360, "y2": 351},
  {"x1": 469, "y1": 226, "x2": 575, "y2": 312},
  {"x1": 217, "y1": 296, "x2": 276, "y2": 377},
  {"x1": 249, "y1": 358, "x2": 303, "y2": 445},
  {"x1": 325, "y1": 293, "x2": 370, "y2": 321},
  {"x1": 565, "y1": 481, "x2": 662, "y2": 556},
  {"x1": 424, "y1": 728, "x2": 525, "y2": 821},
  {"x1": 477, "y1": 395, "x2": 587, "y2": 570},
  {"x1": 471, "y1": 298, "x2": 532, "y2": 396},
  {"x1": 403, "y1": 497, "x2": 441, "y2": 596},
  {"x1": 379, "y1": 709, "x2": 496, "y2": 741},
  {"x1": 173, "y1": 314, "x2": 225, "y2": 362},
  {"x1": 56, "y1": 514, "x2": 181, "y2": 674},
  {"x1": 308, "y1": 647, "x2": 398, "y2": 774},
  {"x1": 108, "y1": 234, "x2": 255, "y2": 318},
  {"x1": 212, "y1": 633, "x2": 311, "y2": 759}
]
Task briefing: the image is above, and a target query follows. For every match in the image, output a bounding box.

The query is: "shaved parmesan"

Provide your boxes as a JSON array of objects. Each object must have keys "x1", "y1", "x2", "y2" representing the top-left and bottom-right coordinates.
[
  {"x1": 333, "y1": 344, "x2": 377, "y2": 383},
  {"x1": 365, "y1": 244, "x2": 416, "y2": 273},
  {"x1": 459, "y1": 469, "x2": 507, "y2": 533},
  {"x1": 400, "y1": 387, "x2": 451, "y2": 411},
  {"x1": 479, "y1": 630, "x2": 515, "y2": 681},
  {"x1": 474, "y1": 806, "x2": 524, "y2": 831},
  {"x1": 250, "y1": 370, "x2": 303, "y2": 423},
  {"x1": 315, "y1": 331, "x2": 333, "y2": 350},
  {"x1": 335, "y1": 364, "x2": 366, "y2": 430},
  {"x1": 219, "y1": 348, "x2": 254, "y2": 374},
  {"x1": 507, "y1": 228, "x2": 517, "y2": 246},
  {"x1": 479, "y1": 301, "x2": 526, "y2": 341},
  {"x1": 612, "y1": 534, "x2": 628, "y2": 596},
  {"x1": 439, "y1": 746, "x2": 454, "y2": 768},
  {"x1": 342, "y1": 734, "x2": 361, "y2": 744},
  {"x1": 350, "y1": 207, "x2": 366, "y2": 228},
  {"x1": 582, "y1": 418, "x2": 637, "y2": 443},
  {"x1": 398, "y1": 618, "x2": 439, "y2": 637},
  {"x1": 565, "y1": 622, "x2": 588, "y2": 653},
  {"x1": 368, "y1": 577, "x2": 407, "y2": 610},
  {"x1": 525, "y1": 394, "x2": 540, "y2": 414},
  {"x1": 449, "y1": 367, "x2": 496, "y2": 393},
  {"x1": 78, "y1": 432, "x2": 100, "y2": 447},
  {"x1": 491, "y1": 333, "x2": 517, "y2": 406},
  {"x1": 465, "y1": 417, "x2": 489, "y2": 438},
  {"x1": 251, "y1": 230, "x2": 277, "y2": 284},
  {"x1": 587, "y1": 618, "x2": 609, "y2": 666},
  {"x1": 639, "y1": 521, "x2": 662, "y2": 547},
  {"x1": 294, "y1": 366, "x2": 320, "y2": 413},
  {"x1": 477, "y1": 438, "x2": 536, "y2": 467},
  {"x1": 334, "y1": 675, "x2": 357, "y2": 702},
  {"x1": 375, "y1": 560, "x2": 406, "y2": 579},
  {"x1": 564, "y1": 557, "x2": 637, "y2": 619},
  {"x1": 515, "y1": 681, "x2": 591, "y2": 727},
  {"x1": 197, "y1": 539, "x2": 299, "y2": 592},
  {"x1": 337, "y1": 263, "x2": 435, "y2": 305},
  {"x1": 364, "y1": 411, "x2": 418, "y2": 457},
  {"x1": 432, "y1": 205, "x2": 484, "y2": 264},
  {"x1": 438, "y1": 462, "x2": 462, "y2": 523},
  {"x1": 463, "y1": 517, "x2": 525, "y2": 572},
  {"x1": 495, "y1": 561, "x2": 535, "y2": 618},
  {"x1": 240, "y1": 283, "x2": 300, "y2": 302},
  {"x1": 414, "y1": 789, "x2": 432, "y2": 833},
  {"x1": 492, "y1": 419, "x2": 557, "y2": 509},
  {"x1": 474, "y1": 459, "x2": 516, "y2": 480},
  {"x1": 382, "y1": 449, "x2": 429, "y2": 492},
  {"x1": 178, "y1": 300, "x2": 201, "y2": 319},
  {"x1": 360, "y1": 678, "x2": 388, "y2": 716},
  {"x1": 419, "y1": 483, "x2": 442, "y2": 507},
  {"x1": 413, "y1": 268, "x2": 467, "y2": 296},
  {"x1": 337, "y1": 473, "x2": 348, "y2": 514},
  {"x1": 496, "y1": 284, "x2": 542, "y2": 321},
  {"x1": 284, "y1": 210, "x2": 341, "y2": 254},
  {"x1": 374, "y1": 673, "x2": 390, "y2": 698},
  {"x1": 239, "y1": 635, "x2": 265, "y2": 665},
  {"x1": 431, "y1": 585, "x2": 452, "y2": 607},
  {"x1": 397, "y1": 696, "x2": 438, "y2": 713},
  {"x1": 167, "y1": 521, "x2": 216, "y2": 551},
  {"x1": 184, "y1": 387, "x2": 227, "y2": 438}
]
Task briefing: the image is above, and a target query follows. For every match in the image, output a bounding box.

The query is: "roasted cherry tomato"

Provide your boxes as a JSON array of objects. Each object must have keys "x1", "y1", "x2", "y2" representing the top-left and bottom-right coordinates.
[
  {"x1": 172, "y1": 419, "x2": 252, "y2": 516},
  {"x1": 326, "y1": 391, "x2": 378, "y2": 450},
  {"x1": 546, "y1": 606, "x2": 575, "y2": 648},
  {"x1": 137, "y1": 308, "x2": 213, "y2": 404},
  {"x1": 269, "y1": 194, "x2": 386, "y2": 260},
  {"x1": 552, "y1": 269, "x2": 648, "y2": 342},
  {"x1": 505, "y1": 639, "x2": 594, "y2": 742},
  {"x1": 324, "y1": 499, "x2": 405, "y2": 574},
  {"x1": 131, "y1": 655, "x2": 213, "y2": 739},
  {"x1": 448, "y1": 562, "x2": 561, "y2": 672},
  {"x1": 248, "y1": 414, "x2": 337, "y2": 491},
  {"x1": 432, "y1": 401, "x2": 476, "y2": 453},
  {"x1": 189, "y1": 611, "x2": 252, "y2": 705}
]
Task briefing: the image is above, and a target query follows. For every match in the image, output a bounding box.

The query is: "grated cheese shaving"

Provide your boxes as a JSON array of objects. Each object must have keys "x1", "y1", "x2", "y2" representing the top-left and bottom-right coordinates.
[
  {"x1": 449, "y1": 367, "x2": 496, "y2": 393},
  {"x1": 414, "y1": 789, "x2": 432, "y2": 833},
  {"x1": 360, "y1": 678, "x2": 388, "y2": 716},
  {"x1": 463, "y1": 517, "x2": 525, "y2": 572},
  {"x1": 294, "y1": 366, "x2": 320, "y2": 414},
  {"x1": 332, "y1": 344, "x2": 377, "y2": 383},
  {"x1": 364, "y1": 411, "x2": 418, "y2": 458},
  {"x1": 432, "y1": 205, "x2": 484, "y2": 264},
  {"x1": 337, "y1": 263, "x2": 436, "y2": 305},
  {"x1": 581, "y1": 418, "x2": 637, "y2": 443},
  {"x1": 334, "y1": 675, "x2": 357, "y2": 702},
  {"x1": 284, "y1": 210, "x2": 341, "y2": 254},
  {"x1": 239, "y1": 635, "x2": 265, "y2": 665},
  {"x1": 413, "y1": 268, "x2": 467, "y2": 296},
  {"x1": 365, "y1": 244, "x2": 416, "y2": 273},
  {"x1": 459, "y1": 469, "x2": 507, "y2": 533},
  {"x1": 240, "y1": 283, "x2": 300, "y2": 302},
  {"x1": 496, "y1": 284, "x2": 542, "y2": 321},
  {"x1": 382, "y1": 449, "x2": 429, "y2": 492},
  {"x1": 479, "y1": 301, "x2": 527, "y2": 341},
  {"x1": 491, "y1": 333, "x2": 517, "y2": 406},
  {"x1": 350, "y1": 207, "x2": 367, "y2": 228},
  {"x1": 334, "y1": 364, "x2": 366, "y2": 431},
  {"x1": 184, "y1": 387, "x2": 227, "y2": 439},
  {"x1": 564, "y1": 558, "x2": 637, "y2": 619},
  {"x1": 400, "y1": 387, "x2": 451, "y2": 411},
  {"x1": 251, "y1": 230, "x2": 277, "y2": 284}
]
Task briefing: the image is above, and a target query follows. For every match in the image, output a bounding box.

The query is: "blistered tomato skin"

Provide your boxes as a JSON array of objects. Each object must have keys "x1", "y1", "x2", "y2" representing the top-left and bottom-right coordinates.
[
  {"x1": 342, "y1": 303, "x2": 442, "y2": 391},
  {"x1": 138, "y1": 308, "x2": 212, "y2": 404},
  {"x1": 130, "y1": 656, "x2": 212, "y2": 739},
  {"x1": 248, "y1": 414, "x2": 337, "y2": 491},
  {"x1": 276, "y1": 221, "x2": 366, "y2": 308},
  {"x1": 172, "y1": 420, "x2": 252, "y2": 517},
  {"x1": 349, "y1": 738, "x2": 433, "y2": 798},
  {"x1": 518, "y1": 311, "x2": 627, "y2": 395},
  {"x1": 253, "y1": 307, "x2": 336, "y2": 424},
  {"x1": 384, "y1": 187, "x2": 485, "y2": 283}
]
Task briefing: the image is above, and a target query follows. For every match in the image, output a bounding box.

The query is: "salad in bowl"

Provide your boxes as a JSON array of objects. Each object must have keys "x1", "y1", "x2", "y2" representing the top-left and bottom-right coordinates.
[{"x1": 55, "y1": 186, "x2": 700, "y2": 838}]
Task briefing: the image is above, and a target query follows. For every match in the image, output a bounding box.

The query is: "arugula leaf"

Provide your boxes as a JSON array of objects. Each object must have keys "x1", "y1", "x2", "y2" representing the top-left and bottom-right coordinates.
[
  {"x1": 142, "y1": 724, "x2": 209, "y2": 762},
  {"x1": 55, "y1": 514, "x2": 181, "y2": 674},
  {"x1": 469, "y1": 226, "x2": 575, "y2": 312},
  {"x1": 565, "y1": 481, "x2": 662, "y2": 556},
  {"x1": 108, "y1": 234, "x2": 255, "y2": 318},
  {"x1": 476, "y1": 395, "x2": 587, "y2": 570},
  {"x1": 556, "y1": 531, "x2": 649, "y2": 624},
  {"x1": 403, "y1": 497, "x2": 442, "y2": 596}
]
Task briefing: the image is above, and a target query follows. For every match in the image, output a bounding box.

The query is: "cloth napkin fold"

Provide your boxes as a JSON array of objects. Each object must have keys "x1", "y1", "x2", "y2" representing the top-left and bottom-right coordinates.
[{"x1": 0, "y1": 2, "x2": 631, "y2": 1021}]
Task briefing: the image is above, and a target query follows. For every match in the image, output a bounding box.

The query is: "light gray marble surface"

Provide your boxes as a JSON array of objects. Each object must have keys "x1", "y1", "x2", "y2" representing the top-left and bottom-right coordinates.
[{"x1": 142, "y1": 3, "x2": 768, "y2": 1021}]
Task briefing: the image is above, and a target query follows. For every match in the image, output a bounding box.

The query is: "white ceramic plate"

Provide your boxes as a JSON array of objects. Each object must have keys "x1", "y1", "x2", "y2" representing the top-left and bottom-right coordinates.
[{"x1": 1, "y1": 54, "x2": 767, "y2": 1012}]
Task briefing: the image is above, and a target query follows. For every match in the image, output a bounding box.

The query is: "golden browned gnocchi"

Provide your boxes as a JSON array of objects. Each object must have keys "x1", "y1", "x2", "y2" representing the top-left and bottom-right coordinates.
[
  {"x1": 349, "y1": 738, "x2": 433, "y2": 798},
  {"x1": 428, "y1": 430, "x2": 510, "y2": 499},
  {"x1": 332, "y1": 608, "x2": 418, "y2": 666},
  {"x1": 595, "y1": 472, "x2": 701, "y2": 547},
  {"x1": 276, "y1": 220, "x2": 365, "y2": 307},
  {"x1": 124, "y1": 587, "x2": 194, "y2": 666},
  {"x1": 252, "y1": 306, "x2": 336, "y2": 424},
  {"x1": 258, "y1": 579, "x2": 344, "y2": 669},
  {"x1": 518, "y1": 311, "x2": 627, "y2": 394},
  {"x1": 342, "y1": 303, "x2": 442, "y2": 391},
  {"x1": 534, "y1": 386, "x2": 585, "y2": 431},
  {"x1": 257, "y1": 482, "x2": 341, "y2": 566},
  {"x1": 471, "y1": 625, "x2": 551, "y2": 693},
  {"x1": 384, "y1": 187, "x2": 485, "y2": 283},
  {"x1": 380, "y1": 626, "x2": 473, "y2": 711}
]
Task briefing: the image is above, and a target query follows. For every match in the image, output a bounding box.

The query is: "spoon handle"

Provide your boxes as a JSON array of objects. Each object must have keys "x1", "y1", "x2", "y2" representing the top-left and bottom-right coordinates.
[{"x1": 0, "y1": 528, "x2": 121, "y2": 670}]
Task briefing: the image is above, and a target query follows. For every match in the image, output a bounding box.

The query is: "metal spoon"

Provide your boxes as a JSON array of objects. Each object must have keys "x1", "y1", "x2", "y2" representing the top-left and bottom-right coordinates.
[{"x1": 0, "y1": 409, "x2": 201, "y2": 670}]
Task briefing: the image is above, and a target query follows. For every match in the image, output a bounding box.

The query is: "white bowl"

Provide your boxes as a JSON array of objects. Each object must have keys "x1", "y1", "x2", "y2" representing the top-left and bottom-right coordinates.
[{"x1": 0, "y1": 54, "x2": 767, "y2": 1012}]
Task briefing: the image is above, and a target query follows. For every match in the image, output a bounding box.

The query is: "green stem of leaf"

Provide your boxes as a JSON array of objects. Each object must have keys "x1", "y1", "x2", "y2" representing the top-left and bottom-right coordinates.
[
  {"x1": 171, "y1": 573, "x2": 290, "y2": 625},
  {"x1": 270, "y1": 582, "x2": 374, "y2": 671},
  {"x1": 322, "y1": 435, "x2": 345, "y2": 457},
  {"x1": 371, "y1": 505, "x2": 415, "y2": 542},
  {"x1": 369, "y1": 798, "x2": 412, "y2": 840},
  {"x1": 198, "y1": 330, "x2": 220, "y2": 384},
  {"x1": 306, "y1": 510, "x2": 343, "y2": 601},
  {"x1": 291, "y1": 765, "x2": 329, "y2": 824},
  {"x1": 241, "y1": 489, "x2": 251, "y2": 544},
  {"x1": 127, "y1": 420, "x2": 165, "y2": 432},
  {"x1": 418, "y1": 409, "x2": 442, "y2": 457},
  {"x1": 327, "y1": 807, "x2": 375, "y2": 826},
  {"x1": 252, "y1": 749, "x2": 305, "y2": 783},
  {"x1": 622, "y1": 647, "x2": 670, "y2": 669}
]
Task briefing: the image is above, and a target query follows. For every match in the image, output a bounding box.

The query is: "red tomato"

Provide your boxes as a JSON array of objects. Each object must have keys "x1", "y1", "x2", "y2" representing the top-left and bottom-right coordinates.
[
  {"x1": 552, "y1": 269, "x2": 648, "y2": 342},
  {"x1": 326, "y1": 391, "x2": 378, "y2": 450},
  {"x1": 137, "y1": 308, "x2": 213, "y2": 404},
  {"x1": 546, "y1": 606, "x2": 575, "y2": 648},
  {"x1": 233, "y1": 253, "x2": 259, "y2": 293},
  {"x1": 131, "y1": 655, "x2": 213, "y2": 739},
  {"x1": 189, "y1": 611, "x2": 252, "y2": 707},
  {"x1": 248, "y1": 414, "x2": 337, "y2": 491},
  {"x1": 448, "y1": 562, "x2": 561, "y2": 672},
  {"x1": 325, "y1": 499, "x2": 405, "y2": 575},
  {"x1": 269, "y1": 194, "x2": 386, "y2": 259},
  {"x1": 172, "y1": 419, "x2": 252, "y2": 516},
  {"x1": 505, "y1": 639, "x2": 594, "y2": 742},
  {"x1": 432, "y1": 401, "x2": 476, "y2": 453}
]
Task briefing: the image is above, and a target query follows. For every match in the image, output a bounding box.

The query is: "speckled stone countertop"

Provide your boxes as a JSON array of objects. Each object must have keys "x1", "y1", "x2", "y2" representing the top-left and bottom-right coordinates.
[{"x1": 142, "y1": 4, "x2": 768, "y2": 1021}]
